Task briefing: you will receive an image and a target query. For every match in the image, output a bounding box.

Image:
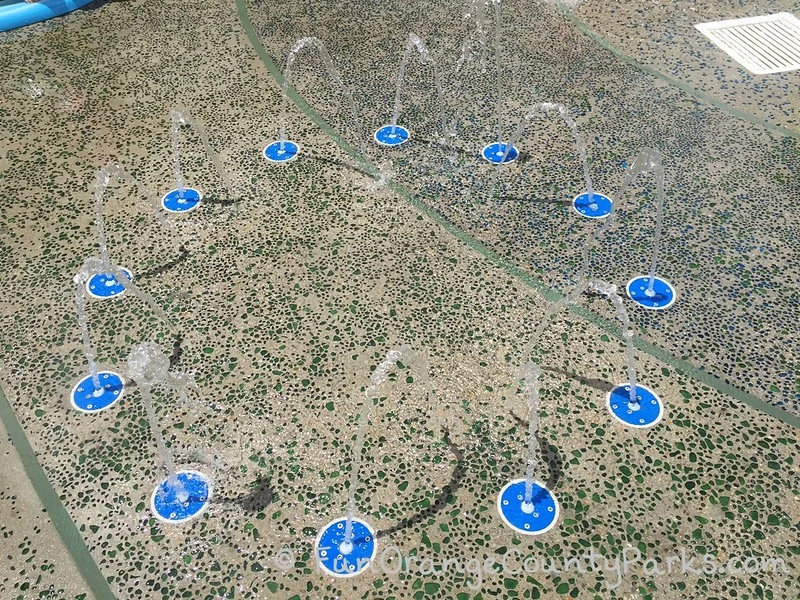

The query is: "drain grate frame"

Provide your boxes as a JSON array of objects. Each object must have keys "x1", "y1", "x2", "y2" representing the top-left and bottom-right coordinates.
[{"x1": 695, "y1": 12, "x2": 800, "y2": 74}]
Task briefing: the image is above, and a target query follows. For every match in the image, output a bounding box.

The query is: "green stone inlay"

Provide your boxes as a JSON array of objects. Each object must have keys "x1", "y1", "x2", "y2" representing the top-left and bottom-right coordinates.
[
  {"x1": 0, "y1": 383, "x2": 117, "y2": 600},
  {"x1": 235, "y1": 0, "x2": 800, "y2": 430}
]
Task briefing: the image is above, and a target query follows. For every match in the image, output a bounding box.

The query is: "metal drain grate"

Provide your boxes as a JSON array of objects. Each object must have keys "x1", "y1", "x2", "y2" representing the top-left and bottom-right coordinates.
[{"x1": 695, "y1": 13, "x2": 800, "y2": 74}]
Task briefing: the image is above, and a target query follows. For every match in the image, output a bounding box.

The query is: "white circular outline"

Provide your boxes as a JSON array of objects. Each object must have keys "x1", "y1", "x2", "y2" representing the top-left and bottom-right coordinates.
[
  {"x1": 373, "y1": 124, "x2": 411, "y2": 147},
  {"x1": 481, "y1": 142, "x2": 518, "y2": 165},
  {"x1": 85, "y1": 266, "x2": 133, "y2": 300},
  {"x1": 150, "y1": 470, "x2": 213, "y2": 525},
  {"x1": 69, "y1": 370, "x2": 125, "y2": 413},
  {"x1": 314, "y1": 517, "x2": 377, "y2": 578},
  {"x1": 161, "y1": 187, "x2": 203, "y2": 214},
  {"x1": 497, "y1": 478, "x2": 560, "y2": 536},
  {"x1": 571, "y1": 191, "x2": 613, "y2": 219},
  {"x1": 606, "y1": 383, "x2": 665, "y2": 429},
  {"x1": 263, "y1": 140, "x2": 301, "y2": 164},
  {"x1": 626, "y1": 276, "x2": 678, "y2": 310}
]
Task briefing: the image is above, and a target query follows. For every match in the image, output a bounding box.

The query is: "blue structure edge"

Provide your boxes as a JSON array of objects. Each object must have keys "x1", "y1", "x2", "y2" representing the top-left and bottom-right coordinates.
[{"x1": 0, "y1": 0, "x2": 94, "y2": 33}]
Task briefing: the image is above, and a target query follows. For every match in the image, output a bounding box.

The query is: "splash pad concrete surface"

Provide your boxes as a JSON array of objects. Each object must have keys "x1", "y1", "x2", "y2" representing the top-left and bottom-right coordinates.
[{"x1": 1, "y1": 0, "x2": 799, "y2": 598}]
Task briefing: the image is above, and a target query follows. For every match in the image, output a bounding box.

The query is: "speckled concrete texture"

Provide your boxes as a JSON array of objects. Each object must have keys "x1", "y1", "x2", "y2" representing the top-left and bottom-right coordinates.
[
  {"x1": 243, "y1": 0, "x2": 800, "y2": 412},
  {"x1": 0, "y1": 419, "x2": 93, "y2": 599},
  {"x1": 574, "y1": 0, "x2": 800, "y2": 131},
  {"x1": 0, "y1": 0, "x2": 798, "y2": 599}
]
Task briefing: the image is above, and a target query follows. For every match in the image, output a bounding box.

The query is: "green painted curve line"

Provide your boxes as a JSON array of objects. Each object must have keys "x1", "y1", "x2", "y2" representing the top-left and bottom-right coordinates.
[
  {"x1": 556, "y1": 5, "x2": 800, "y2": 142},
  {"x1": 234, "y1": 0, "x2": 800, "y2": 432},
  {"x1": 0, "y1": 384, "x2": 117, "y2": 600}
]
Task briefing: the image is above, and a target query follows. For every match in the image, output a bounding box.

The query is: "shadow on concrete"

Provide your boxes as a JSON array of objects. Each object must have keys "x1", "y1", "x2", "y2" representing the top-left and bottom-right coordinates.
[{"x1": 376, "y1": 428, "x2": 465, "y2": 539}]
